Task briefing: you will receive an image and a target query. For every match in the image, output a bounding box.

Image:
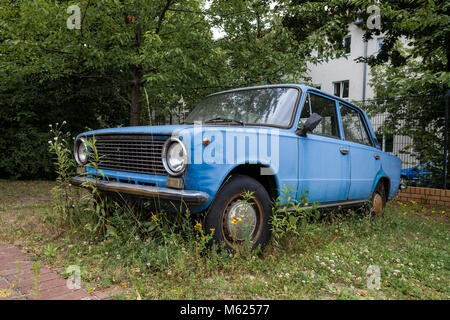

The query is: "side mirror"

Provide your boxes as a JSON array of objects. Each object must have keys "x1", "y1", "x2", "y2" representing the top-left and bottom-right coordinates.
[{"x1": 296, "y1": 113, "x2": 322, "y2": 137}]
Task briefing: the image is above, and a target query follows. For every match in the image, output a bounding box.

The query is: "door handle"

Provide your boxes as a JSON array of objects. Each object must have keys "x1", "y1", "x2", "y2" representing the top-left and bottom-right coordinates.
[
  {"x1": 340, "y1": 148, "x2": 349, "y2": 155},
  {"x1": 374, "y1": 154, "x2": 381, "y2": 160}
]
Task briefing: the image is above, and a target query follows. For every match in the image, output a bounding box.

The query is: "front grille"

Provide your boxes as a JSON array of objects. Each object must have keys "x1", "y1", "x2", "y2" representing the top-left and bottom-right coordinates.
[{"x1": 93, "y1": 135, "x2": 168, "y2": 176}]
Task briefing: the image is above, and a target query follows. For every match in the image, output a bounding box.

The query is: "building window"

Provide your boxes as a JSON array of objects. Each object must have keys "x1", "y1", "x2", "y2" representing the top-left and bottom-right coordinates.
[
  {"x1": 378, "y1": 38, "x2": 384, "y2": 53},
  {"x1": 333, "y1": 80, "x2": 349, "y2": 99},
  {"x1": 313, "y1": 84, "x2": 321, "y2": 90},
  {"x1": 343, "y1": 36, "x2": 351, "y2": 54}
]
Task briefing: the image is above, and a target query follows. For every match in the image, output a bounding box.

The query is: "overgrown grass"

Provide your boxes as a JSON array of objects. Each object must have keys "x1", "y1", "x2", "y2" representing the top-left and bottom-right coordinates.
[{"x1": 0, "y1": 179, "x2": 448, "y2": 300}]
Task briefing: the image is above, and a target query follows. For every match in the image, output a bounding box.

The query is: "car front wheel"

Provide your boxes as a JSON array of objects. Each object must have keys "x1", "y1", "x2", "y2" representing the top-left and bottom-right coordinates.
[{"x1": 205, "y1": 174, "x2": 272, "y2": 250}]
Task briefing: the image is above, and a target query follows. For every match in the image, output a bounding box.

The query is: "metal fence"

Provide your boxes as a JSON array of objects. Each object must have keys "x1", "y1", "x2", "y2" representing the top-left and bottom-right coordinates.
[{"x1": 354, "y1": 92, "x2": 450, "y2": 190}]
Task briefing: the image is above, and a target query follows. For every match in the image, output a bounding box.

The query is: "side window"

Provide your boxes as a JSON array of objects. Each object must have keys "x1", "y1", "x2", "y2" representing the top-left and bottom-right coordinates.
[
  {"x1": 298, "y1": 93, "x2": 340, "y2": 138},
  {"x1": 339, "y1": 104, "x2": 372, "y2": 146}
]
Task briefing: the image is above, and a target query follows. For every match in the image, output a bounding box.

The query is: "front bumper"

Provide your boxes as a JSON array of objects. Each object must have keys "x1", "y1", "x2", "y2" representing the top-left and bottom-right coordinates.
[{"x1": 71, "y1": 176, "x2": 210, "y2": 205}]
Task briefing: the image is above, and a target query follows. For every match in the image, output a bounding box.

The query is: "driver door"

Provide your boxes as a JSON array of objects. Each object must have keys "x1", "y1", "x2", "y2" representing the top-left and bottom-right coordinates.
[{"x1": 297, "y1": 92, "x2": 350, "y2": 204}]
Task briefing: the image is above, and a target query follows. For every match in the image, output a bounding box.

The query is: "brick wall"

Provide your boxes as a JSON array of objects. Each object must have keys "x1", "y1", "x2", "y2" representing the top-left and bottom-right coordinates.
[{"x1": 395, "y1": 186, "x2": 450, "y2": 207}]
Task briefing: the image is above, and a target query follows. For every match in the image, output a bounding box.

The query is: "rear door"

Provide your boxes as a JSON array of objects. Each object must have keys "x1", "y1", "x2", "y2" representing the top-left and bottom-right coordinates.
[
  {"x1": 338, "y1": 103, "x2": 381, "y2": 200},
  {"x1": 297, "y1": 92, "x2": 350, "y2": 204}
]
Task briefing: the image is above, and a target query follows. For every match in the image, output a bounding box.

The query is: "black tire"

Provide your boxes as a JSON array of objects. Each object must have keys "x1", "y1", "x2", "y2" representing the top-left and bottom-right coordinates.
[
  {"x1": 205, "y1": 174, "x2": 272, "y2": 250},
  {"x1": 370, "y1": 181, "x2": 386, "y2": 219}
]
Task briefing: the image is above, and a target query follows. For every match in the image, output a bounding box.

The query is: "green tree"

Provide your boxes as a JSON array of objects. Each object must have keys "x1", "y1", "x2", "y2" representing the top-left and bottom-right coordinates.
[
  {"x1": 368, "y1": 45, "x2": 449, "y2": 186},
  {"x1": 0, "y1": 0, "x2": 311, "y2": 179},
  {"x1": 209, "y1": 0, "x2": 308, "y2": 86},
  {"x1": 1, "y1": 0, "x2": 218, "y2": 126}
]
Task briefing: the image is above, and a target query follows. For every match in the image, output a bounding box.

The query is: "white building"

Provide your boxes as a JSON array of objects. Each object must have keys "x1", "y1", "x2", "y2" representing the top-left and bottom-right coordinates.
[{"x1": 305, "y1": 22, "x2": 384, "y2": 102}]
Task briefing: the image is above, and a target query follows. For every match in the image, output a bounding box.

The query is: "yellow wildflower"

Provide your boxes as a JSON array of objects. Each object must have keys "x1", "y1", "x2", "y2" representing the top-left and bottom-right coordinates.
[{"x1": 194, "y1": 222, "x2": 202, "y2": 230}]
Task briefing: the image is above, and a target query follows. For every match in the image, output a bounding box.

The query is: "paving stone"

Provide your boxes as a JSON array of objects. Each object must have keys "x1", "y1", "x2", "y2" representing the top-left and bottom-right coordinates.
[
  {"x1": 49, "y1": 290, "x2": 90, "y2": 300},
  {"x1": 0, "y1": 243, "x2": 118, "y2": 300}
]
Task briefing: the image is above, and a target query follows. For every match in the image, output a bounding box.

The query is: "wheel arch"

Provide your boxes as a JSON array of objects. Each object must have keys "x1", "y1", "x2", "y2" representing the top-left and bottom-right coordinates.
[
  {"x1": 373, "y1": 175, "x2": 391, "y2": 200},
  {"x1": 219, "y1": 163, "x2": 280, "y2": 201}
]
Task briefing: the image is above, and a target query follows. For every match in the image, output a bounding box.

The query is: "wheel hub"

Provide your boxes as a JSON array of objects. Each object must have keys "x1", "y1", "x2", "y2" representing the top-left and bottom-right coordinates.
[
  {"x1": 226, "y1": 200, "x2": 257, "y2": 241},
  {"x1": 373, "y1": 193, "x2": 383, "y2": 216}
]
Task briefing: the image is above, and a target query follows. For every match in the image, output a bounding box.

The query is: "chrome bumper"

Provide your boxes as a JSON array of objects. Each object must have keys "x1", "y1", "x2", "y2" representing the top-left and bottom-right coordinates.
[{"x1": 71, "y1": 176, "x2": 210, "y2": 205}]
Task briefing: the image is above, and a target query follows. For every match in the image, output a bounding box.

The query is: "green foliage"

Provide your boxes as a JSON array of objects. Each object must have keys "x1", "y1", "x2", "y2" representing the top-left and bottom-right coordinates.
[
  {"x1": 271, "y1": 185, "x2": 321, "y2": 247},
  {"x1": 365, "y1": 44, "x2": 449, "y2": 184},
  {"x1": 282, "y1": 0, "x2": 450, "y2": 71},
  {"x1": 48, "y1": 122, "x2": 80, "y2": 228},
  {"x1": 31, "y1": 262, "x2": 41, "y2": 297},
  {"x1": 0, "y1": 0, "x2": 312, "y2": 179},
  {"x1": 0, "y1": 73, "x2": 129, "y2": 179},
  {"x1": 0, "y1": 125, "x2": 53, "y2": 180}
]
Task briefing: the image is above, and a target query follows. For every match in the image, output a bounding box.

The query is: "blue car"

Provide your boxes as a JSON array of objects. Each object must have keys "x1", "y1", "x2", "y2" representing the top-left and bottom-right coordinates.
[
  {"x1": 401, "y1": 161, "x2": 444, "y2": 186},
  {"x1": 72, "y1": 84, "x2": 402, "y2": 249}
]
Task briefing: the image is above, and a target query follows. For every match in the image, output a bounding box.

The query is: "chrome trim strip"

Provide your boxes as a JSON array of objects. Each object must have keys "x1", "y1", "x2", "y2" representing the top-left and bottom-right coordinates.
[
  {"x1": 71, "y1": 176, "x2": 209, "y2": 205},
  {"x1": 285, "y1": 199, "x2": 368, "y2": 211}
]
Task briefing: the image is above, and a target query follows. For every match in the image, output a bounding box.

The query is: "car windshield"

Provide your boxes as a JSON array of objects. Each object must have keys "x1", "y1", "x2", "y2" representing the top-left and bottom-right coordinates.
[{"x1": 185, "y1": 87, "x2": 299, "y2": 127}]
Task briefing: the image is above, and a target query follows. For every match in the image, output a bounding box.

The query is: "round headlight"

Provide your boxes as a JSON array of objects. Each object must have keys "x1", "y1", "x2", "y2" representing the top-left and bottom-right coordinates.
[
  {"x1": 162, "y1": 137, "x2": 187, "y2": 176},
  {"x1": 75, "y1": 138, "x2": 88, "y2": 165}
]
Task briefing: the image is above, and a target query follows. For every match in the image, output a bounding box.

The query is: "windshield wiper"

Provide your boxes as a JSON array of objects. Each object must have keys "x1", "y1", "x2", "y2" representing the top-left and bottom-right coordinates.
[{"x1": 204, "y1": 117, "x2": 244, "y2": 125}]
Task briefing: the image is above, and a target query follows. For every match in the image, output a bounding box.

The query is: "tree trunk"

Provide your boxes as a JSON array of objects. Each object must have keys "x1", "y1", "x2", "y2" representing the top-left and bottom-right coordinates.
[
  {"x1": 128, "y1": 1, "x2": 173, "y2": 126},
  {"x1": 130, "y1": 67, "x2": 142, "y2": 126}
]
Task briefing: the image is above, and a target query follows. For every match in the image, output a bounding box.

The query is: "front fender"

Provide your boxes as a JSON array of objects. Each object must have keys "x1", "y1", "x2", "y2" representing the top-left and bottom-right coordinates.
[{"x1": 184, "y1": 161, "x2": 280, "y2": 213}]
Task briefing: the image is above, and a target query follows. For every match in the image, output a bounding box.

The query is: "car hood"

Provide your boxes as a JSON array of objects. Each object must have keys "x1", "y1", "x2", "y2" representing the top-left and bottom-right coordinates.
[
  {"x1": 77, "y1": 124, "x2": 290, "y2": 140},
  {"x1": 77, "y1": 124, "x2": 192, "y2": 138}
]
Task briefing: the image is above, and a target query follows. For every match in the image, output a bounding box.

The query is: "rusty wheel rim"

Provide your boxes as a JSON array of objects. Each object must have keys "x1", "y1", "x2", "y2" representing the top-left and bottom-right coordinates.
[
  {"x1": 220, "y1": 193, "x2": 264, "y2": 248},
  {"x1": 372, "y1": 192, "x2": 384, "y2": 217}
]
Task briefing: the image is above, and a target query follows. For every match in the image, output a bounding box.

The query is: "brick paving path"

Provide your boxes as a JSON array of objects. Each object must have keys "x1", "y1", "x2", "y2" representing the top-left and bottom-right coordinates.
[{"x1": 0, "y1": 243, "x2": 122, "y2": 300}]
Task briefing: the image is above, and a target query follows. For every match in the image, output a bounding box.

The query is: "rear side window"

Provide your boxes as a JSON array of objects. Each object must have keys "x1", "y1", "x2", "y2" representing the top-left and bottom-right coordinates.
[
  {"x1": 298, "y1": 93, "x2": 340, "y2": 139},
  {"x1": 339, "y1": 104, "x2": 372, "y2": 146}
]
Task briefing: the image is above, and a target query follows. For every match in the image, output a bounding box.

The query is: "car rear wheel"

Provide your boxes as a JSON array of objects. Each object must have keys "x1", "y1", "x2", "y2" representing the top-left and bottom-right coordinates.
[
  {"x1": 205, "y1": 174, "x2": 272, "y2": 250},
  {"x1": 370, "y1": 181, "x2": 386, "y2": 219}
]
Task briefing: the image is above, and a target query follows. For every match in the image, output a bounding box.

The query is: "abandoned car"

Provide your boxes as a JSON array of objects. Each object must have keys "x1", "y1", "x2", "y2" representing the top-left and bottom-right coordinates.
[{"x1": 72, "y1": 84, "x2": 402, "y2": 249}]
